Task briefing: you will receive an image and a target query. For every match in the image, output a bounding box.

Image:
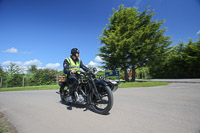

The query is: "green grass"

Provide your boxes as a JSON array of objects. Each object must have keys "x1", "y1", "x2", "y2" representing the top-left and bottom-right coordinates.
[
  {"x1": 0, "y1": 81, "x2": 168, "y2": 92},
  {"x1": 0, "y1": 85, "x2": 60, "y2": 92},
  {"x1": 118, "y1": 81, "x2": 168, "y2": 88}
]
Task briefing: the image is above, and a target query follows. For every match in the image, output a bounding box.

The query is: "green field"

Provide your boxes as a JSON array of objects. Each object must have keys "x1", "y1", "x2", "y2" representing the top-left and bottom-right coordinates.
[
  {"x1": 118, "y1": 81, "x2": 168, "y2": 88},
  {"x1": 0, "y1": 81, "x2": 168, "y2": 92},
  {"x1": 0, "y1": 85, "x2": 60, "y2": 92}
]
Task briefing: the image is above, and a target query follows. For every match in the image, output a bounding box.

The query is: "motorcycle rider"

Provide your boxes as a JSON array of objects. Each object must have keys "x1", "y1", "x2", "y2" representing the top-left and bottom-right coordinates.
[{"x1": 61, "y1": 48, "x2": 89, "y2": 102}]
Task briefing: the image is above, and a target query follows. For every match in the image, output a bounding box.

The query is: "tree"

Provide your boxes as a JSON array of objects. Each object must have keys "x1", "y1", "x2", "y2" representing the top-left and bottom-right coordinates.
[
  {"x1": 149, "y1": 39, "x2": 200, "y2": 78},
  {"x1": 7, "y1": 63, "x2": 22, "y2": 75},
  {"x1": 6, "y1": 63, "x2": 23, "y2": 87},
  {"x1": 27, "y1": 65, "x2": 37, "y2": 73},
  {"x1": 0, "y1": 66, "x2": 5, "y2": 87},
  {"x1": 168, "y1": 39, "x2": 200, "y2": 78},
  {"x1": 98, "y1": 5, "x2": 172, "y2": 81},
  {"x1": 33, "y1": 69, "x2": 58, "y2": 85}
]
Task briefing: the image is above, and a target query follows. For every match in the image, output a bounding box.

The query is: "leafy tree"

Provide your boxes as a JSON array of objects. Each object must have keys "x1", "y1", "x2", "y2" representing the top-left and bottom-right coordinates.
[
  {"x1": 7, "y1": 74, "x2": 23, "y2": 87},
  {"x1": 33, "y1": 69, "x2": 58, "y2": 85},
  {"x1": 6, "y1": 63, "x2": 23, "y2": 87},
  {"x1": 0, "y1": 66, "x2": 3, "y2": 73},
  {"x1": 169, "y1": 39, "x2": 200, "y2": 78},
  {"x1": 149, "y1": 39, "x2": 200, "y2": 78},
  {"x1": 98, "y1": 5, "x2": 171, "y2": 81},
  {"x1": 0, "y1": 66, "x2": 7, "y2": 87},
  {"x1": 184, "y1": 39, "x2": 200, "y2": 77},
  {"x1": 27, "y1": 65, "x2": 37, "y2": 73},
  {"x1": 1, "y1": 63, "x2": 60, "y2": 87},
  {"x1": 7, "y1": 63, "x2": 22, "y2": 75}
]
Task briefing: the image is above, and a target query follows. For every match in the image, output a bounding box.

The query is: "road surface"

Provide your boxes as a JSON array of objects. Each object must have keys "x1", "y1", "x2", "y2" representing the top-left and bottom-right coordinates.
[{"x1": 0, "y1": 82, "x2": 200, "y2": 133}]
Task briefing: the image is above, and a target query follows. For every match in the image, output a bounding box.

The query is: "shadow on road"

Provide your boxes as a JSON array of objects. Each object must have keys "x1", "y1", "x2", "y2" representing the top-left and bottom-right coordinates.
[
  {"x1": 60, "y1": 101, "x2": 87, "y2": 111},
  {"x1": 59, "y1": 101, "x2": 110, "y2": 115}
]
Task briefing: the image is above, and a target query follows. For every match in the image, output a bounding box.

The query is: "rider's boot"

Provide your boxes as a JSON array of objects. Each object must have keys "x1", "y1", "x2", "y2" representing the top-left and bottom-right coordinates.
[{"x1": 59, "y1": 86, "x2": 64, "y2": 95}]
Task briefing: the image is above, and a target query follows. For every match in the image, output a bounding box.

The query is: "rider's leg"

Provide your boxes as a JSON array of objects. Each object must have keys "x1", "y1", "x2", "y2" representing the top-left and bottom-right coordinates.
[
  {"x1": 59, "y1": 82, "x2": 65, "y2": 93},
  {"x1": 68, "y1": 75, "x2": 77, "y2": 96}
]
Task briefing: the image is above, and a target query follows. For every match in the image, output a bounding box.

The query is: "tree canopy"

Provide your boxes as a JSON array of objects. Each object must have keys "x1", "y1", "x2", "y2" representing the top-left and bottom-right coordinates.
[
  {"x1": 149, "y1": 39, "x2": 200, "y2": 78},
  {"x1": 98, "y1": 5, "x2": 172, "y2": 81}
]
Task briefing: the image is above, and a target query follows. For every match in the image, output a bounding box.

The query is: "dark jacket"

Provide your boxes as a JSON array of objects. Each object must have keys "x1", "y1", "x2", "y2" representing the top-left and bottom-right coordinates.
[{"x1": 63, "y1": 56, "x2": 89, "y2": 75}]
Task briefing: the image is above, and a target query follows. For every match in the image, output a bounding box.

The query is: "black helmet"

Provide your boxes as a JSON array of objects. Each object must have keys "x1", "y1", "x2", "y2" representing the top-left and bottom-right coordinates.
[{"x1": 71, "y1": 48, "x2": 80, "y2": 56}]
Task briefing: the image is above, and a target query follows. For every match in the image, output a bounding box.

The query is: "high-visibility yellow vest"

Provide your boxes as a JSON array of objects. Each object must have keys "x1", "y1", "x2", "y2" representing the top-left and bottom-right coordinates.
[{"x1": 66, "y1": 57, "x2": 81, "y2": 71}]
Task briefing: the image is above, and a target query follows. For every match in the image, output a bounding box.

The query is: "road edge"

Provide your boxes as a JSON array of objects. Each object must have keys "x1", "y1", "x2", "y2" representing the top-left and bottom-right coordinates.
[{"x1": 0, "y1": 111, "x2": 17, "y2": 133}]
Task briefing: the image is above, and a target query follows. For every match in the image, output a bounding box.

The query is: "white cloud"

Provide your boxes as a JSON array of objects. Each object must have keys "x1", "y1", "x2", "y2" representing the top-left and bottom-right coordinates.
[
  {"x1": 87, "y1": 56, "x2": 104, "y2": 71},
  {"x1": 1, "y1": 61, "x2": 23, "y2": 73},
  {"x1": 3, "y1": 47, "x2": 18, "y2": 53},
  {"x1": 1, "y1": 59, "x2": 42, "y2": 73},
  {"x1": 37, "y1": 66, "x2": 45, "y2": 69},
  {"x1": 1, "y1": 59, "x2": 62, "y2": 73},
  {"x1": 2, "y1": 59, "x2": 42, "y2": 67},
  {"x1": 2, "y1": 61, "x2": 23, "y2": 66},
  {"x1": 197, "y1": 30, "x2": 200, "y2": 36},
  {"x1": 46, "y1": 63, "x2": 60, "y2": 69},
  {"x1": 88, "y1": 61, "x2": 100, "y2": 67},
  {"x1": 94, "y1": 56, "x2": 103, "y2": 62},
  {"x1": 24, "y1": 59, "x2": 42, "y2": 66}
]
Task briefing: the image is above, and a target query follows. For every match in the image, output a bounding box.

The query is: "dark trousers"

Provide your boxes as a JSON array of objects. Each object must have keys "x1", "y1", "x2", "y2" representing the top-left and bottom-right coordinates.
[
  {"x1": 59, "y1": 74, "x2": 82, "y2": 96},
  {"x1": 67, "y1": 74, "x2": 78, "y2": 95},
  {"x1": 59, "y1": 74, "x2": 77, "y2": 94}
]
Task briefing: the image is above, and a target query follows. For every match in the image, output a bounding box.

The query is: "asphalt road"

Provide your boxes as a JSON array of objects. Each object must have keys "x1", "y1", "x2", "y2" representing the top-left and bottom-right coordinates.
[{"x1": 0, "y1": 82, "x2": 200, "y2": 133}]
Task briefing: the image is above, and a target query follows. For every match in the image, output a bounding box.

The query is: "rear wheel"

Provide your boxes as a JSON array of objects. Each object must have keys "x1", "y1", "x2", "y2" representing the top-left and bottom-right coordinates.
[
  {"x1": 60, "y1": 86, "x2": 70, "y2": 104},
  {"x1": 89, "y1": 86, "x2": 113, "y2": 115}
]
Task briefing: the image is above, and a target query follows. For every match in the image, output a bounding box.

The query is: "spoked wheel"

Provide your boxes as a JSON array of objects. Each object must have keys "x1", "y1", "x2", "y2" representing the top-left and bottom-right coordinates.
[{"x1": 90, "y1": 86, "x2": 113, "y2": 115}]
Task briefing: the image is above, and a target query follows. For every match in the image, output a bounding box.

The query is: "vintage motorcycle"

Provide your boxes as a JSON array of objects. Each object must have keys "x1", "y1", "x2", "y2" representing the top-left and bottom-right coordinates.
[{"x1": 58, "y1": 68, "x2": 118, "y2": 115}]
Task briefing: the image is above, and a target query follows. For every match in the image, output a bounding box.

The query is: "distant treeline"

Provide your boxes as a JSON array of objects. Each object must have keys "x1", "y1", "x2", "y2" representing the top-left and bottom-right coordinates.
[
  {"x1": 149, "y1": 39, "x2": 200, "y2": 78},
  {"x1": 0, "y1": 64, "x2": 62, "y2": 88}
]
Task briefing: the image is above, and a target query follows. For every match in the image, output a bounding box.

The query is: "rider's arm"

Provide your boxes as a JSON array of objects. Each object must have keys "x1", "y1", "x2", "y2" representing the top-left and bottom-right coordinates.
[
  {"x1": 80, "y1": 61, "x2": 89, "y2": 72},
  {"x1": 63, "y1": 59, "x2": 71, "y2": 74}
]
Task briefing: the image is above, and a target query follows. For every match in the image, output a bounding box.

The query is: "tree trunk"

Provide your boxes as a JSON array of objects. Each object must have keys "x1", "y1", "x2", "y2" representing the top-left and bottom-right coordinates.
[
  {"x1": 0, "y1": 76, "x2": 2, "y2": 88},
  {"x1": 22, "y1": 75, "x2": 25, "y2": 87},
  {"x1": 131, "y1": 67, "x2": 136, "y2": 81},
  {"x1": 124, "y1": 68, "x2": 129, "y2": 81}
]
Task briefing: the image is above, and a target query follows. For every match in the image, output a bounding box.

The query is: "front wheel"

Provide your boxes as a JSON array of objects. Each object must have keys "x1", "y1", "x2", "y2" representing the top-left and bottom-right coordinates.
[{"x1": 89, "y1": 86, "x2": 113, "y2": 115}]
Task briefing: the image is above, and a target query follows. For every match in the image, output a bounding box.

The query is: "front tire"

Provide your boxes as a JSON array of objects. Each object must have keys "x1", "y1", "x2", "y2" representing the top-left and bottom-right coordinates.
[{"x1": 89, "y1": 86, "x2": 113, "y2": 115}]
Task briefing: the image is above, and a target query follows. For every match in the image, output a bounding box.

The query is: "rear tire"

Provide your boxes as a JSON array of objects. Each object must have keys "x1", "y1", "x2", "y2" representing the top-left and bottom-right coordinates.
[
  {"x1": 89, "y1": 86, "x2": 113, "y2": 115},
  {"x1": 60, "y1": 86, "x2": 70, "y2": 105}
]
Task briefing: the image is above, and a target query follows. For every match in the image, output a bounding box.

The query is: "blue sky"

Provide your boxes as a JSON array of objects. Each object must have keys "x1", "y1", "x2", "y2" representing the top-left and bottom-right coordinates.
[{"x1": 0, "y1": 0, "x2": 200, "y2": 71}]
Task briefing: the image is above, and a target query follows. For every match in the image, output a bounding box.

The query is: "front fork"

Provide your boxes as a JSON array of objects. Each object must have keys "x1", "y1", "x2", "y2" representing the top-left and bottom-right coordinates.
[{"x1": 90, "y1": 78, "x2": 101, "y2": 100}]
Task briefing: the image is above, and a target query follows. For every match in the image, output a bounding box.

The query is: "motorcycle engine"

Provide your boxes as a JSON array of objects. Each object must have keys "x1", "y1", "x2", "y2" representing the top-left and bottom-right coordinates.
[
  {"x1": 78, "y1": 94, "x2": 85, "y2": 103},
  {"x1": 75, "y1": 92, "x2": 85, "y2": 103}
]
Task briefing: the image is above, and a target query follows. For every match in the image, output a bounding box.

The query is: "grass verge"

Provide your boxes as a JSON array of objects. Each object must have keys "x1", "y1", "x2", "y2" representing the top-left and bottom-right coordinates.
[
  {"x1": 0, "y1": 81, "x2": 168, "y2": 92},
  {"x1": 0, "y1": 112, "x2": 17, "y2": 133},
  {"x1": 119, "y1": 81, "x2": 168, "y2": 88},
  {"x1": 0, "y1": 85, "x2": 59, "y2": 92}
]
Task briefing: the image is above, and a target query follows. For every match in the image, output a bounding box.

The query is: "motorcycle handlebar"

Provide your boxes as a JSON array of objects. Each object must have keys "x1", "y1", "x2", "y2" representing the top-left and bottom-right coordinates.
[{"x1": 76, "y1": 70, "x2": 94, "y2": 75}]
